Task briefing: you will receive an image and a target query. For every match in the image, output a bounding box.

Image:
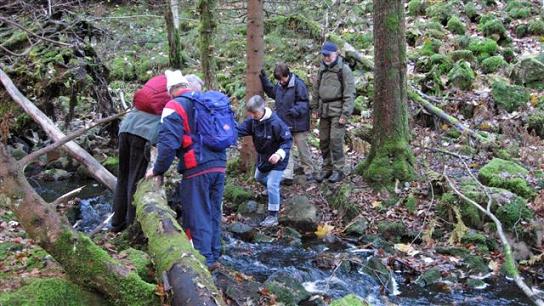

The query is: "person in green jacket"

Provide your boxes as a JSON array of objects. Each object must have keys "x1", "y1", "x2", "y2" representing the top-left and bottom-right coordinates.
[{"x1": 311, "y1": 41, "x2": 355, "y2": 183}]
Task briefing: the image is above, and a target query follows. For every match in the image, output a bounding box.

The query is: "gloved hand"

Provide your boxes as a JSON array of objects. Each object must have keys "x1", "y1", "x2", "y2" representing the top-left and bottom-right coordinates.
[
  {"x1": 287, "y1": 108, "x2": 299, "y2": 117},
  {"x1": 259, "y1": 69, "x2": 267, "y2": 79}
]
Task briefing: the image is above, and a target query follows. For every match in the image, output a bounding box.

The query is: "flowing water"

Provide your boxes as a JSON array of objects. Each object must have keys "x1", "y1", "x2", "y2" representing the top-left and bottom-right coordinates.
[{"x1": 34, "y1": 179, "x2": 533, "y2": 305}]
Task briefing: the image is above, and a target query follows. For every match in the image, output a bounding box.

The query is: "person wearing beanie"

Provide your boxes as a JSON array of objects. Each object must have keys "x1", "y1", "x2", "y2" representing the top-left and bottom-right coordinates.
[
  {"x1": 311, "y1": 41, "x2": 355, "y2": 183},
  {"x1": 146, "y1": 71, "x2": 228, "y2": 270}
]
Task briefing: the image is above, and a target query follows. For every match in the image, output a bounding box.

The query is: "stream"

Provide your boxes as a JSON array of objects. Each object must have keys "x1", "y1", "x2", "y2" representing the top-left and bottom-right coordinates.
[{"x1": 32, "y1": 179, "x2": 532, "y2": 305}]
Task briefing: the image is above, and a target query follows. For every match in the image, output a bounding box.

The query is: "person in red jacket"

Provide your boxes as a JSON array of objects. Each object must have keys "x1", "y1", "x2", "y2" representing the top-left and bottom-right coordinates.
[{"x1": 111, "y1": 72, "x2": 203, "y2": 232}]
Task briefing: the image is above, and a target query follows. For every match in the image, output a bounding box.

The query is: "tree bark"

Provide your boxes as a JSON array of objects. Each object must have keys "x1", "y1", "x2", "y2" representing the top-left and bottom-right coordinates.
[
  {"x1": 0, "y1": 145, "x2": 158, "y2": 306},
  {"x1": 360, "y1": 0, "x2": 415, "y2": 185},
  {"x1": 165, "y1": 0, "x2": 184, "y2": 69},
  {"x1": 133, "y1": 179, "x2": 225, "y2": 306},
  {"x1": 241, "y1": 0, "x2": 264, "y2": 172},
  {"x1": 0, "y1": 68, "x2": 117, "y2": 190},
  {"x1": 198, "y1": 0, "x2": 218, "y2": 89}
]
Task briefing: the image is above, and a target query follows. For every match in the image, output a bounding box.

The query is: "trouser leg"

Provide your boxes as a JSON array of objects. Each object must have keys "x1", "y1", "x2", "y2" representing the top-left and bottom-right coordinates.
[
  {"x1": 125, "y1": 136, "x2": 149, "y2": 226},
  {"x1": 293, "y1": 132, "x2": 315, "y2": 175},
  {"x1": 209, "y1": 173, "x2": 225, "y2": 262},
  {"x1": 111, "y1": 133, "x2": 132, "y2": 231},
  {"x1": 329, "y1": 117, "x2": 346, "y2": 173},
  {"x1": 283, "y1": 150, "x2": 295, "y2": 180},
  {"x1": 266, "y1": 170, "x2": 283, "y2": 212},
  {"x1": 181, "y1": 174, "x2": 214, "y2": 265},
  {"x1": 319, "y1": 118, "x2": 333, "y2": 172}
]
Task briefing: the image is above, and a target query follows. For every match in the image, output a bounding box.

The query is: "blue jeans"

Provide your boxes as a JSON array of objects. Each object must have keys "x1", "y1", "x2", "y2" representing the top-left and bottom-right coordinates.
[
  {"x1": 180, "y1": 172, "x2": 225, "y2": 266},
  {"x1": 255, "y1": 168, "x2": 284, "y2": 212}
]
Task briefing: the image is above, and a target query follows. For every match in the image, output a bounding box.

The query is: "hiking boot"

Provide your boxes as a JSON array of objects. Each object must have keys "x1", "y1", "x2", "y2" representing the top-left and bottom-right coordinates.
[
  {"x1": 207, "y1": 262, "x2": 221, "y2": 272},
  {"x1": 281, "y1": 178, "x2": 294, "y2": 186},
  {"x1": 260, "y1": 215, "x2": 279, "y2": 227},
  {"x1": 328, "y1": 171, "x2": 344, "y2": 183},
  {"x1": 315, "y1": 170, "x2": 333, "y2": 183}
]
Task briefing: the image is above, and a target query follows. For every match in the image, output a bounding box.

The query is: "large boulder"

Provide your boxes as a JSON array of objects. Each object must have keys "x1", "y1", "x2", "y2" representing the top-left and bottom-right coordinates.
[
  {"x1": 279, "y1": 196, "x2": 318, "y2": 232},
  {"x1": 479, "y1": 158, "x2": 535, "y2": 199},
  {"x1": 510, "y1": 54, "x2": 544, "y2": 87},
  {"x1": 227, "y1": 222, "x2": 256, "y2": 242}
]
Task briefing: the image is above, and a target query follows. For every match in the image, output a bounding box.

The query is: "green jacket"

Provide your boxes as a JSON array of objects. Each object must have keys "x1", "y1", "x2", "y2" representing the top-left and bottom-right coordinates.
[
  {"x1": 118, "y1": 109, "x2": 161, "y2": 144},
  {"x1": 311, "y1": 56, "x2": 355, "y2": 118}
]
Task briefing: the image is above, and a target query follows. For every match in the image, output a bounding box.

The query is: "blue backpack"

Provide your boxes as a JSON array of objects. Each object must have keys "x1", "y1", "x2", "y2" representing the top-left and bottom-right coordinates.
[{"x1": 186, "y1": 91, "x2": 237, "y2": 151}]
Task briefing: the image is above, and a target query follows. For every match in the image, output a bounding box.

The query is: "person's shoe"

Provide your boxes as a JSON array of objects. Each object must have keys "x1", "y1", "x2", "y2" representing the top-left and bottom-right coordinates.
[
  {"x1": 328, "y1": 171, "x2": 344, "y2": 183},
  {"x1": 260, "y1": 215, "x2": 279, "y2": 227},
  {"x1": 281, "y1": 178, "x2": 294, "y2": 186},
  {"x1": 207, "y1": 262, "x2": 221, "y2": 272},
  {"x1": 315, "y1": 170, "x2": 333, "y2": 183}
]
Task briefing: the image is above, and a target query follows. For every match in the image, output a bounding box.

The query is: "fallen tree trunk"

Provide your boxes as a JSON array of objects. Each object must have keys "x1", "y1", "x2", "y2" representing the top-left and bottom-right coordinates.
[
  {"x1": 0, "y1": 68, "x2": 117, "y2": 190},
  {"x1": 408, "y1": 88, "x2": 491, "y2": 143},
  {"x1": 133, "y1": 179, "x2": 225, "y2": 306},
  {"x1": 0, "y1": 144, "x2": 159, "y2": 305}
]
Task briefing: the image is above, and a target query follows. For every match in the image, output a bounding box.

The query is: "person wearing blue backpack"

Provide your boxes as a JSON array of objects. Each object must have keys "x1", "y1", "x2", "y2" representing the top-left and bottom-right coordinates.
[
  {"x1": 146, "y1": 70, "x2": 237, "y2": 270},
  {"x1": 237, "y1": 95, "x2": 292, "y2": 227}
]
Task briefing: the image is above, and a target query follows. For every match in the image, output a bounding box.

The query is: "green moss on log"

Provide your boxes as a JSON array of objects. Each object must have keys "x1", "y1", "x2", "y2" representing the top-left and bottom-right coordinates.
[{"x1": 0, "y1": 278, "x2": 109, "y2": 306}]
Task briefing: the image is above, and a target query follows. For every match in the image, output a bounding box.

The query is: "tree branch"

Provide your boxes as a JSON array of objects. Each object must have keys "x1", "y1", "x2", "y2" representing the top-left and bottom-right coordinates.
[
  {"x1": 443, "y1": 166, "x2": 544, "y2": 306},
  {"x1": 18, "y1": 110, "x2": 128, "y2": 167}
]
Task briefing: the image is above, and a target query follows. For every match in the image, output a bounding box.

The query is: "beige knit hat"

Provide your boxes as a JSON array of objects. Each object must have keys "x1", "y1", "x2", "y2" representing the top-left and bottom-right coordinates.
[{"x1": 165, "y1": 70, "x2": 188, "y2": 92}]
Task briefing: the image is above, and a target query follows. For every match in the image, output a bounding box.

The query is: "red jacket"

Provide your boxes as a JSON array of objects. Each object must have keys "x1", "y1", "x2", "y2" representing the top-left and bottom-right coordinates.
[{"x1": 133, "y1": 75, "x2": 170, "y2": 115}]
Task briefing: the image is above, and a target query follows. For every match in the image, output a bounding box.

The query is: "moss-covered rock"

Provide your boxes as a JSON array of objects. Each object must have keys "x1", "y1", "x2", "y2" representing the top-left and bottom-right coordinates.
[
  {"x1": 430, "y1": 54, "x2": 453, "y2": 74},
  {"x1": 528, "y1": 110, "x2": 544, "y2": 138},
  {"x1": 415, "y1": 268, "x2": 442, "y2": 287},
  {"x1": 419, "y1": 38, "x2": 442, "y2": 56},
  {"x1": 377, "y1": 221, "x2": 406, "y2": 242},
  {"x1": 491, "y1": 81, "x2": 530, "y2": 112},
  {"x1": 464, "y1": 2, "x2": 479, "y2": 21},
  {"x1": 509, "y1": 55, "x2": 544, "y2": 86},
  {"x1": 479, "y1": 17, "x2": 508, "y2": 42},
  {"x1": 101, "y1": 156, "x2": 119, "y2": 177},
  {"x1": 0, "y1": 278, "x2": 109, "y2": 306},
  {"x1": 280, "y1": 196, "x2": 318, "y2": 232},
  {"x1": 528, "y1": 19, "x2": 544, "y2": 35},
  {"x1": 329, "y1": 184, "x2": 359, "y2": 222},
  {"x1": 437, "y1": 190, "x2": 482, "y2": 228},
  {"x1": 496, "y1": 197, "x2": 533, "y2": 228},
  {"x1": 447, "y1": 16, "x2": 466, "y2": 35},
  {"x1": 223, "y1": 180, "x2": 252, "y2": 209},
  {"x1": 463, "y1": 255, "x2": 490, "y2": 274},
  {"x1": 450, "y1": 50, "x2": 476, "y2": 63},
  {"x1": 505, "y1": 1, "x2": 532, "y2": 19},
  {"x1": 408, "y1": 0, "x2": 427, "y2": 16},
  {"x1": 468, "y1": 38, "x2": 498, "y2": 62},
  {"x1": 516, "y1": 23, "x2": 529, "y2": 38},
  {"x1": 330, "y1": 294, "x2": 368, "y2": 306},
  {"x1": 466, "y1": 278, "x2": 488, "y2": 289},
  {"x1": 481, "y1": 55, "x2": 507, "y2": 73},
  {"x1": 479, "y1": 158, "x2": 535, "y2": 198},
  {"x1": 265, "y1": 272, "x2": 310, "y2": 305},
  {"x1": 426, "y1": 3, "x2": 455, "y2": 25},
  {"x1": 447, "y1": 61, "x2": 475, "y2": 90},
  {"x1": 344, "y1": 216, "x2": 368, "y2": 236}
]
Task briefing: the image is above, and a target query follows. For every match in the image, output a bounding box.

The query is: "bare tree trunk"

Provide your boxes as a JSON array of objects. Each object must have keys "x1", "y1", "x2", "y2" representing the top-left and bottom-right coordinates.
[
  {"x1": 0, "y1": 68, "x2": 117, "y2": 190},
  {"x1": 360, "y1": 0, "x2": 415, "y2": 185},
  {"x1": 133, "y1": 179, "x2": 225, "y2": 306},
  {"x1": 165, "y1": 0, "x2": 184, "y2": 69},
  {"x1": 0, "y1": 145, "x2": 158, "y2": 306},
  {"x1": 241, "y1": 0, "x2": 264, "y2": 172},
  {"x1": 198, "y1": 0, "x2": 217, "y2": 89}
]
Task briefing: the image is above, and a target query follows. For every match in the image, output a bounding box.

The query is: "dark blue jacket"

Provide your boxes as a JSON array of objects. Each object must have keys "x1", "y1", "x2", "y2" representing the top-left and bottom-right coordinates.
[
  {"x1": 237, "y1": 108, "x2": 292, "y2": 172},
  {"x1": 153, "y1": 92, "x2": 226, "y2": 177},
  {"x1": 260, "y1": 73, "x2": 310, "y2": 133}
]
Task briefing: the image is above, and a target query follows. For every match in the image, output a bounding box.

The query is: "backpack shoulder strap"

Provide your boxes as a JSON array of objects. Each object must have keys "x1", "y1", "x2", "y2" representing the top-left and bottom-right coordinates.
[{"x1": 337, "y1": 57, "x2": 344, "y2": 99}]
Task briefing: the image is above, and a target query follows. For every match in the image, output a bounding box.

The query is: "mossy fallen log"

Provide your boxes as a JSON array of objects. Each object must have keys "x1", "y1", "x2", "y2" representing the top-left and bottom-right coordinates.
[
  {"x1": 0, "y1": 144, "x2": 159, "y2": 306},
  {"x1": 133, "y1": 180, "x2": 225, "y2": 306}
]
